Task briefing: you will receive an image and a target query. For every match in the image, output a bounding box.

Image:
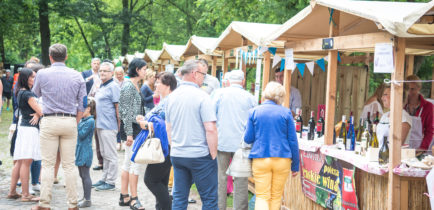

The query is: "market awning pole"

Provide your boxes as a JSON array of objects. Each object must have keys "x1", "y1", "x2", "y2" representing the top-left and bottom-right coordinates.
[
  {"x1": 283, "y1": 68, "x2": 292, "y2": 108},
  {"x1": 223, "y1": 52, "x2": 228, "y2": 74},
  {"x1": 262, "y1": 51, "x2": 271, "y2": 92},
  {"x1": 211, "y1": 56, "x2": 217, "y2": 77},
  {"x1": 405, "y1": 55, "x2": 414, "y2": 77},
  {"x1": 388, "y1": 37, "x2": 405, "y2": 210},
  {"x1": 324, "y1": 10, "x2": 339, "y2": 145}
]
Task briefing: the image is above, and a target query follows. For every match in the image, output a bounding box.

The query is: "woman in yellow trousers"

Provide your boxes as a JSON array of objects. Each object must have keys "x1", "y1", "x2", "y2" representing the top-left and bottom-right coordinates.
[{"x1": 244, "y1": 82, "x2": 300, "y2": 210}]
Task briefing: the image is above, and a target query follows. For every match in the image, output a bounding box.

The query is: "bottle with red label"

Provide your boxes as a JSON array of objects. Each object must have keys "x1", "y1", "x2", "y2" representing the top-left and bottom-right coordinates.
[
  {"x1": 295, "y1": 108, "x2": 303, "y2": 138},
  {"x1": 308, "y1": 111, "x2": 315, "y2": 140},
  {"x1": 317, "y1": 110, "x2": 325, "y2": 138}
]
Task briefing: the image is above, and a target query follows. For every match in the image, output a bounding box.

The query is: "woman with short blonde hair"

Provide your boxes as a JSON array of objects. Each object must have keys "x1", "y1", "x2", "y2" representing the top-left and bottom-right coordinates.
[{"x1": 244, "y1": 81, "x2": 299, "y2": 210}]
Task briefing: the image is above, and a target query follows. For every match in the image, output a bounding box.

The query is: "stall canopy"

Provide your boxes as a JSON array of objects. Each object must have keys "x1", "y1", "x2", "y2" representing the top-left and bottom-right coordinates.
[
  {"x1": 267, "y1": 0, "x2": 434, "y2": 55},
  {"x1": 144, "y1": 49, "x2": 162, "y2": 64},
  {"x1": 159, "y1": 42, "x2": 186, "y2": 64},
  {"x1": 212, "y1": 21, "x2": 283, "y2": 51},
  {"x1": 182, "y1": 35, "x2": 221, "y2": 57}
]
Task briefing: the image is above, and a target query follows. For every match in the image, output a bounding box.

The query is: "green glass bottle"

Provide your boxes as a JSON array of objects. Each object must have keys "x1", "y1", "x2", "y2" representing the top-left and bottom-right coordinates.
[{"x1": 379, "y1": 136, "x2": 389, "y2": 164}]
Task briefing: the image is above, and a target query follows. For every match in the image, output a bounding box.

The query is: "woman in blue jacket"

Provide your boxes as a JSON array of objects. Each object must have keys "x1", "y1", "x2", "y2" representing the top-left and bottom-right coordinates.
[
  {"x1": 75, "y1": 98, "x2": 96, "y2": 208},
  {"x1": 244, "y1": 82, "x2": 300, "y2": 210}
]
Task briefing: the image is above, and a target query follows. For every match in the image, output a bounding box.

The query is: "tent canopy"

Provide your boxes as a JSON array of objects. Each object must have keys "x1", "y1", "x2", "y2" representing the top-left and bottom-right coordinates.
[
  {"x1": 160, "y1": 42, "x2": 186, "y2": 61},
  {"x1": 144, "y1": 49, "x2": 162, "y2": 63},
  {"x1": 266, "y1": 0, "x2": 434, "y2": 55},
  {"x1": 213, "y1": 21, "x2": 283, "y2": 51},
  {"x1": 182, "y1": 35, "x2": 221, "y2": 57}
]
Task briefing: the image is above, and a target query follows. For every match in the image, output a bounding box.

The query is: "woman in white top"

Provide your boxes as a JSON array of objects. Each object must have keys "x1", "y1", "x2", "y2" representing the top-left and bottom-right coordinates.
[
  {"x1": 376, "y1": 84, "x2": 412, "y2": 146},
  {"x1": 361, "y1": 84, "x2": 384, "y2": 120}
]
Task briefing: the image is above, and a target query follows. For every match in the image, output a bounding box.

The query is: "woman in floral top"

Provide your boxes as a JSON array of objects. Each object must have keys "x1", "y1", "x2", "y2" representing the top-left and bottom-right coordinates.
[{"x1": 118, "y1": 58, "x2": 147, "y2": 210}]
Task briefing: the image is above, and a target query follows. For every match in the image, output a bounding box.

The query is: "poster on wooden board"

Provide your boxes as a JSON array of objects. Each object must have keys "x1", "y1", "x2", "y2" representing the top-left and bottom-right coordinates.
[{"x1": 300, "y1": 150, "x2": 359, "y2": 209}]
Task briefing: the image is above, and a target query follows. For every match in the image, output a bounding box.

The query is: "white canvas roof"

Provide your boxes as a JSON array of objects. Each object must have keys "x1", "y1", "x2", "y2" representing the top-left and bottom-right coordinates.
[
  {"x1": 267, "y1": 0, "x2": 434, "y2": 43},
  {"x1": 213, "y1": 21, "x2": 283, "y2": 51},
  {"x1": 160, "y1": 43, "x2": 186, "y2": 61},
  {"x1": 144, "y1": 49, "x2": 162, "y2": 63},
  {"x1": 182, "y1": 35, "x2": 221, "y2": 57}
]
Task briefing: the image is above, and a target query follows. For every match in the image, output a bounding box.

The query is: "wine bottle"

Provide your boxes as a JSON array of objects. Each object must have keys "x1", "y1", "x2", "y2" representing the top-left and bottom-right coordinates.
[
  {"x1": 295, "y1": 108, "x2": 303, "y2": 138},
  {"x1": 337, "y1": 115, "x2": 347, "y2": 148},
  {"x1": 346, "y1": 115, "x2": 355, "y2": 151},
  {"x1": 355, "y1": 119, "x2": 364, "y2": 154},
  {"x1": 361, "y1": 121, "x2": 371, "y2": 155},
  {"x1": 366, "y1": 111, "x2": 372, "y2": 125},
  {"x1": 308, "y1": 111, "x2": 315, "y2": 140},
  {"x1": 379, "y1": 136, "x2": 389, "y2": 164},
  {"x1": 370, "y1": 124, "x2": 379, "y2": 148},
  {"x1": 317, "y1": 110, "x2": 325, "y2": 138},
  {"x1": 373, "y1": 111, "x2": 380, "y2": 125}
]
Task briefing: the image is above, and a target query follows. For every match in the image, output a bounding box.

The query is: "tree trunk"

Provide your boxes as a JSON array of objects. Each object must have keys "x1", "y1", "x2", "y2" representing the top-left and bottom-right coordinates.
[
  {"x1": 121, "y1": 0, "x2": 130, "y2": 56},
  {"x1": 74, "y1": 17, "x2": 95, "y2": 58},
  {"x1": 103, "y1": 33, "x2": 112, "y2": 59},
  {"x1": 0, "y1": 31, "x2": 5, "y2": 63},
  {"x1": 38, "y1": 0, "x2": 50, "y2": 66}
]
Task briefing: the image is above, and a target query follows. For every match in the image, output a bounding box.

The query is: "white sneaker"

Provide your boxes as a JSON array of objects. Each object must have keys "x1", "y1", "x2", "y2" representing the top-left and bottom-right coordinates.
[
  {"x1": 32, "y1": 184, "x2": 40, "y2": 192},
  {"x1": 29, "y1": 186, "x2": 35, "y2": 195}
]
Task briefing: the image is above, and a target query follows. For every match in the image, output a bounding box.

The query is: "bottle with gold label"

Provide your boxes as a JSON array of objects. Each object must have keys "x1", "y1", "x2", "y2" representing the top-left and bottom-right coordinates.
[{"x1": 370, "y1": 124, "x2": 379, "y2": 148}]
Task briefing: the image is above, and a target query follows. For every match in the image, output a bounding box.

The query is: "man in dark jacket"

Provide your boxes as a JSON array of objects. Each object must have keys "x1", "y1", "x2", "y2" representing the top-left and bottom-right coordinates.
[{"x1": 82, "y1": 58, "x2": 101, "y2": 95}]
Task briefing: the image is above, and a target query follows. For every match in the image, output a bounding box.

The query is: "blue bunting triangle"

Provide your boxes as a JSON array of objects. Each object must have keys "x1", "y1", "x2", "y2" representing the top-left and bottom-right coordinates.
[
  {"x1": 316, "y1": 58, "x2": 326, "y2": 72},
  {"x1": 280, "y1": 59, "x2": 285, "y2": 71},
  {"x1": 337, "y1": 52, "x2": 341, "y2": 63},
  {"x1": 268, "y1": 47, "x2": 277, "y2": 55},
  {"x1": 296, "y1": 63, "x2": 305, "y2": 77}
]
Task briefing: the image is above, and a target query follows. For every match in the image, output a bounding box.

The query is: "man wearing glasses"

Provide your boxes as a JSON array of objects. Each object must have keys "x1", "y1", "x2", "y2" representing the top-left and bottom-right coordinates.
[
  {"x1": 93, "y1": 62, "x2": 121, "y2": 192},
  {"x1": 165, "y1": 60, "x2": 218, "y2": 210},
  {"x1": 198, "y1": 59, "x2": 220, "y2": 95}
]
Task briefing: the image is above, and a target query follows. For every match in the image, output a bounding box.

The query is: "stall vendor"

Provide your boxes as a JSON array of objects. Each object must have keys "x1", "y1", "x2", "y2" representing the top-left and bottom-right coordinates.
[
  {"x1": 361, "y1": 84, "x2": 384, "y2": 120},
  {"x1": 404, "y1": 75, "x2": 434, "y2": 151},
  {"x1": 275, "y1": 68, "x2": 301, "y2": 115},
  {"x1": 376, "y1": 85, "x2": 412, "y2": 146}
]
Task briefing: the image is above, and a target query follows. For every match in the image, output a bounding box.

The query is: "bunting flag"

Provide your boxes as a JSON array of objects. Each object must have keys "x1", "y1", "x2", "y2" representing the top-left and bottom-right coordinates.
[
  {"x1": 296, "y1": 63, "x2": 306, "y2": 77},
  {"x1": 324, "y1": 55, "x2": 329, "y2": 62},
  {"x1": 268, "y1": 47, "x2": 277, "y2": 55},
  {"x1": 292, "y1": 62, "x2": 298, "y2": 74},
  {"x1": 280, "y1": 58, "x2": 286, "y2": 71},
  {"x1": 337, "y1": 52, "x2": 341, "y2": 63},
  {"x1": 272, "y1": 54, "x2": 282, "y2": 68},
  {"x1": 306, "y1": 61, "x2": 315, "y2": 76},
  {"x1": 243, "y1": 51, "x2": 247, "y2": 65},
  {"x1": 316, "y1": 58, "x2": 326, "y2": 72},
  {"x1": 258, "y1": 46, "x2": 268, "y2": 55}
]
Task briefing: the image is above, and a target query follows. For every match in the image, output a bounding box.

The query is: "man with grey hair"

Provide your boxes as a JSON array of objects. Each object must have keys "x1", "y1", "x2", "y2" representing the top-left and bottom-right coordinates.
[
  {"x1": 91, "y1": 62, "x2": 121, "y2": 194},
  {"x1": 32, "y1": 43, "x2": 86, "y2": 210},
  {"x1": 211, "y1": 69, "x2": 257, "y2": 210},
  {"x1": 165, "y1": 60, "x2": 219, "y2": 209}
]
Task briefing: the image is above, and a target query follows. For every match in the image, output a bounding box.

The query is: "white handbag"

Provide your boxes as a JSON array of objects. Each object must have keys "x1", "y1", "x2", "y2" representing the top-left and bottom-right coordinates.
[
  {"x1": 134, "y1": 131, "x2": 165, "y2": 164},
  {"x1": 226, "y1": 141, "x2": 252, "y2": 177}
]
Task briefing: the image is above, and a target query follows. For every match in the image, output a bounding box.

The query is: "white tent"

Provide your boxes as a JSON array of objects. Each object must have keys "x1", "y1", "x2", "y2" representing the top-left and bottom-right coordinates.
[
  {"x1": 144, "y1": 49, "x2": 162, "y2": 63},
  {"x1": 182, "y1": 35, "x2": 221, "y2": 57}
]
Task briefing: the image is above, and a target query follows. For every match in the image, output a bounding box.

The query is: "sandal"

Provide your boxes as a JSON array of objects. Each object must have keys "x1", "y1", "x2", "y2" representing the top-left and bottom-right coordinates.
[
  {"x1": 119, "y1": 193, "x2": 131, "y2": 206},
  {"x1": 129, "y1": 196, "x2": 145, "y2": 210},
  {"x1": 21, "y1": 194, "x2": 40, "y2": 202},
  {"x1": 6, "y1": 193, "x2": 21, "y2": 199},
  {"x1": 31, "y1": 205, "x2": 51, "y2": 210}
]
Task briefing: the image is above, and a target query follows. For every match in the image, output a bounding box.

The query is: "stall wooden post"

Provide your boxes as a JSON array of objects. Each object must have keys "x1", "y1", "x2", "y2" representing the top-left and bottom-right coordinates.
[
  {"x1": 431, "y1": 61, "x2": 434, "y2": 99},
  {"x1": 159, "y1": 64, "x2": 162, "y2": 72},
  {"x1": 324, "y1": 10, "x2": 340, "y2": 145},
  {"x1": 211, "y1": 56, "x2": 217, "y2": 77},
  {"x1": 262, "y1": 51, "x2": 271, "y2": 92},
  {"x1": 223, "y1": 52, "x2": 229, "y2": 74},
  {"x1": 388, "y1": 37, "x2": 405, "y2": 210},
  {"x1": 283, "y1": 68, "x2": 292, "y2": 108},
  {"x1": 405, "y1": 55, "x2": 414, "y2": 77}
]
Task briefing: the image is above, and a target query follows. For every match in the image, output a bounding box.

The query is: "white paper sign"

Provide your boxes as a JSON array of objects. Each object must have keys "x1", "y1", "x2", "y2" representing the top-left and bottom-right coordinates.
[
  {"x1": 285, "y1": 48, "x2": 295, "y2": 70},
  {"x1": 374, "y1": 43, "x2": 394, "y2": 73}
]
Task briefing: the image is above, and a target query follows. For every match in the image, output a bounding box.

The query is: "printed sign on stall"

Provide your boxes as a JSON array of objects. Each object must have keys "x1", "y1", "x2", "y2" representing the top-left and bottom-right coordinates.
[
  {"x1": 300, "y1": 150, "x2": 359, "y2": 209},
  {"x1": 373, "y1": 43, "x2": 394, "y2": 73}
]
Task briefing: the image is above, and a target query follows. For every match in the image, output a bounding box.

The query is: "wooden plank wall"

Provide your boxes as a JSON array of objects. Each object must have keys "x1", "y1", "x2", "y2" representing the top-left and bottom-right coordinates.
[{"x1": 288, "y1": 65, "x2": 368, "y2": 125}]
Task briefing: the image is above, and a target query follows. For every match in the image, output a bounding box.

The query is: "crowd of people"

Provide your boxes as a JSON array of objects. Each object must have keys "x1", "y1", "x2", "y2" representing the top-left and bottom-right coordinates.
[{"x1": 4, "y1": 43, "x2": 301, "y2": 210}]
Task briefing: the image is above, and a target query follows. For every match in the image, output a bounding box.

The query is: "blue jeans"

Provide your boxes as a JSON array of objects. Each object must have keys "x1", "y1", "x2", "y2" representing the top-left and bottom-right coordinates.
[
  {"x1": 31, "y1": 160, "x2": 41, "y2": 185},
  {"x1": 171, "y1": 155, "x2": 218, "y2": 210}
]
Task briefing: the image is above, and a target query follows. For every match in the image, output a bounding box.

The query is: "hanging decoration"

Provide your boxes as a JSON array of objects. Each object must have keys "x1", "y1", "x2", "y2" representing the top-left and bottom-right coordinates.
[
  {"x1": 316, "y1": 58, "x2": 326, "y2": 72},
  {"x1": 296, "y1": 63, "x2": 306, "y2": 77},
  {"x1": 272, "y1": 54, "x2": 282, "y2": 68},
  {"x1": 280, "y1": 58, "x2": 286, "y2": 71},
  {"x1": 306, "y1": 61, "x2": 315, "y2": 76}
]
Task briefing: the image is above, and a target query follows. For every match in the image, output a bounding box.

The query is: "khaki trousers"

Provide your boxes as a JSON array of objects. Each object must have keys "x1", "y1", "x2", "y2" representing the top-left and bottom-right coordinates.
[
  {"x1": 252, "y1": 158, "x2": 291, "y2": 210},
  {"x1": 39, "y1": 116, "x2": 78, "y2": 208}
]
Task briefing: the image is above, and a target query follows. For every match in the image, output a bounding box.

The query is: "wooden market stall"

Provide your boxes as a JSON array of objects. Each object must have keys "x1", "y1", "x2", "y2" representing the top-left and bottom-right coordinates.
[
  {"x1": 264, "y1": 0, "x2": 434, "y2": 209},
  {"x1": 157, "y1": 42, "x2": 186, "y2": 72},
  {"x1": 181, "y1": 35, "x2": 222, "y2": 76},
  {"x1": 143, "y1": 49, "x2": 162, "y2": 71}
]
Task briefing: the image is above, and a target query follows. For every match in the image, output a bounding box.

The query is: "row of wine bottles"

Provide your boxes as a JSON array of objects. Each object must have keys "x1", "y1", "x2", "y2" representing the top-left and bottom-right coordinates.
[{"x1": 294, "y1": 108, "x2": 325, "y2": 140}]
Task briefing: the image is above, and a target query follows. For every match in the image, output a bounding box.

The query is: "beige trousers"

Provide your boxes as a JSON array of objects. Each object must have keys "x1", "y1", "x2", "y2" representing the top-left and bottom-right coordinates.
[{"x1": 39, "y1": 116, "x2": 78, "y2": 208}]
